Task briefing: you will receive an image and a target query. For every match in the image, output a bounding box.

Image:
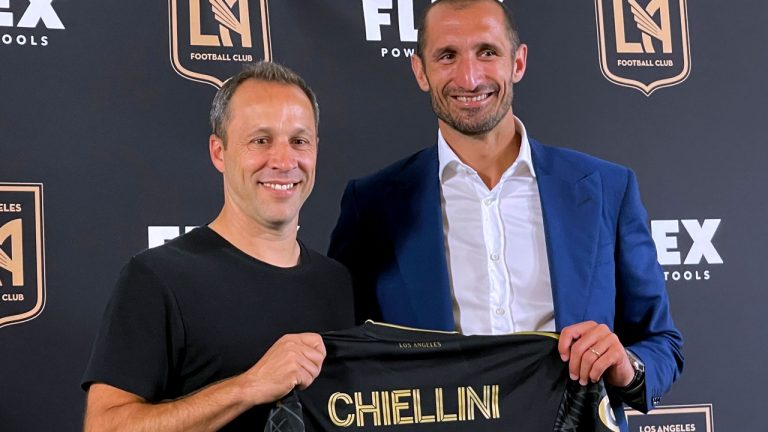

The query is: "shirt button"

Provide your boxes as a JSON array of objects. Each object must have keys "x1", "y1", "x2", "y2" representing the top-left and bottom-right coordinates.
[
  {"x1": 490, "y1": 253, "x2": 499, "y2": 261},
  {"x1": 483, "y1": 198, "x2": 493, "y2": 206},
  {"x1": 495, "y1": 308, "x2": 505, "y2": 316}
]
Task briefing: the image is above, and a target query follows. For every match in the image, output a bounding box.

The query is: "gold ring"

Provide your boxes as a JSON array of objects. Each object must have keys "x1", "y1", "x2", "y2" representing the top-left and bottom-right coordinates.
[{"x1": 589, "y1": 347, "x2": 602, "y2": 358}]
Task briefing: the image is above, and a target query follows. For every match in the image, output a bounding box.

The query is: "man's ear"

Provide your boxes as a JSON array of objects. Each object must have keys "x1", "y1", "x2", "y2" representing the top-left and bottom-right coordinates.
[
  {"x1": 512, "y1": 43, "x2": 528, "y2": 84},
  {"x1": 209, "y1": 134, "x2": 225, "y2": 173},
  {"x1": 411, "y1": 55, "x2": 431, "y2": 92}
]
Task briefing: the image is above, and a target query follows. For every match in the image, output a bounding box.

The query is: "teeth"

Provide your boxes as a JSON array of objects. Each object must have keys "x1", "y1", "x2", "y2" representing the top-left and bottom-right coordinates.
[
  {"x1": 262, "y1": 183, "x2": 296, "y2": 190},
  {"x1": 456, "y1": 94, "x2": 490, "y2": 102}
]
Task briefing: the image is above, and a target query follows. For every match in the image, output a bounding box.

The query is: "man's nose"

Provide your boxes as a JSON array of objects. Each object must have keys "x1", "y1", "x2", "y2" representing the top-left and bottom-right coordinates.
[
  {"x1": 454, "y1": 56, "x2": 482, "y2": 90},
  {"x1": 269, "y1": 141, "x2": 297, "y2": 171}
]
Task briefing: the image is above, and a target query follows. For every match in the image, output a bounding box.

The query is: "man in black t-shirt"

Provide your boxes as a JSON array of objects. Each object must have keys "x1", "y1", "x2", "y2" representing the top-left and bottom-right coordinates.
[{"x1": 82, "y1": 62, "x2": 354, "y2": 431}]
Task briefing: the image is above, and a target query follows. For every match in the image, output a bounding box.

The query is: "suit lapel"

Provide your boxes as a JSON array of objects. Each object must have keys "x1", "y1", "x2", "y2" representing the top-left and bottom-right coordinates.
[
  {"x1": 532, "y1": 141, "x2": 602, "y2": 330},
  {"x1": 385, "y1": 147, "x2": 455, "y2": 330}
]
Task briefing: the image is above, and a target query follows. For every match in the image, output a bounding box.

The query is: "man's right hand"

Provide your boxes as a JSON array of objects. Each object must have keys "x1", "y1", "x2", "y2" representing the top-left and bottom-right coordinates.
[{"x1": 238, "y1": 333, "x2": 326, "y2": 406}]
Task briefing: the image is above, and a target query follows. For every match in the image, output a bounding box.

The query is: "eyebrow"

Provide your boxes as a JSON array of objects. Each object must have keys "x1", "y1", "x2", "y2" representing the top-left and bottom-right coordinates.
[{"x1": 430, "y1": 40, "x2": 505, "y2": 59}]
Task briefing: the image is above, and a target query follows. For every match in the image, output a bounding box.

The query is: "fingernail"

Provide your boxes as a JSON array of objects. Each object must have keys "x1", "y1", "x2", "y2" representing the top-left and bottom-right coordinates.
[
  {"x1": 570, "y1": 373, "x2": 577, "y2": 381},
  {"x1": 579, "y1": 379, "x2": 587, "y2": 386},
  {"x1": 560, "y1": 354, "x2": 568, "y2": 361}
]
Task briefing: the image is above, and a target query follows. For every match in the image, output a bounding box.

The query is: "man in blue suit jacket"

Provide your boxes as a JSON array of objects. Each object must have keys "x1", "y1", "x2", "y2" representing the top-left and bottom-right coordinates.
[{"x1": 329, "y1": 1, "x2": 682, "y2": 429}]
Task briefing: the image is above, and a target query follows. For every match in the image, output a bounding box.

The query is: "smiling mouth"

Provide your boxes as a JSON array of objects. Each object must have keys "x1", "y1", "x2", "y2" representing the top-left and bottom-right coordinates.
[
  {"x1": 453, "y1": 93, "x2": 493, "y2": 103},
  {"x1": 260, "y1": 182, "x2": 299, "y2": 191}
]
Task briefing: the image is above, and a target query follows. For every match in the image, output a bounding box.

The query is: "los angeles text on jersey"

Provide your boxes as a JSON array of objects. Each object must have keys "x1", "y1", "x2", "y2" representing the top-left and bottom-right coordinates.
[
  {"x1": 651, "y1": 219, "x2": 722, "y2": 282},
  {"x1": 328, "y1": 384, "x2": 500, "y2": 427},
  {"x1": 0, "y1": 0, "x2": 65, "y2": 47}
]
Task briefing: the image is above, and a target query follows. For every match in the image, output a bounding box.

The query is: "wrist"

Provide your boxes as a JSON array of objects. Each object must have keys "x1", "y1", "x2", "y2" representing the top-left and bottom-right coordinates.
[{"x1": 621, "y1": 349, "x2": 645, "y2": 391}]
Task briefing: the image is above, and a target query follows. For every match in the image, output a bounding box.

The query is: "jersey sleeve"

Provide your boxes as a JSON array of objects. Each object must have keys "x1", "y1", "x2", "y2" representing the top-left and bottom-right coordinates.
[{"x1": 81, "y1": 257, "x2": 185, "y2": 401}]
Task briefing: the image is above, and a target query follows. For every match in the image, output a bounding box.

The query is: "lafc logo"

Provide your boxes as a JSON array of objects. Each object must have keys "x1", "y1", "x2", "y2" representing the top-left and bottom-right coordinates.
[
  {"x1": 169, "y1": 0, "x2": 272, "y2": 88},
  {"x1": 595, "y1": 0, "x2": 691, "y2": 95},
  {"x1": 0, "y1": 184, "x2": 45, "y2": 328}
]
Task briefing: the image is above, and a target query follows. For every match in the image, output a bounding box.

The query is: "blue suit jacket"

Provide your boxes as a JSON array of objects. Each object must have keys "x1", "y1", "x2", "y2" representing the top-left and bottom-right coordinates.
[{"x1": 329, "y1": 139, "x2": 683, "y2": 423}]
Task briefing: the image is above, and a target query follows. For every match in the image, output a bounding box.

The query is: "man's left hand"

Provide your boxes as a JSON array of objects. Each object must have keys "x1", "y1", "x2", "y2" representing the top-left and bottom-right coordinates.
[{"x1": 558, "y1": 321, "x2": 635, "y2": 387}]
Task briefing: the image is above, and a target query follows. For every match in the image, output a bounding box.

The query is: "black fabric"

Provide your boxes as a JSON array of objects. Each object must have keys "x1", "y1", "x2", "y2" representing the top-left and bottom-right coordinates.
[
  {"x1": 269, "y1": 322, "x2": 619, "y2": 431},
  {"x1": 82, "y1": 226, "x2": 355, "y2": 430}
]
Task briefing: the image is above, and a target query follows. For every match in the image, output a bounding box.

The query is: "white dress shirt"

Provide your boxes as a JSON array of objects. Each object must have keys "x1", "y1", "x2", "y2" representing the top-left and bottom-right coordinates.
[{"x1": 438, "y1": 118, "x2": 555, "y2": 335}]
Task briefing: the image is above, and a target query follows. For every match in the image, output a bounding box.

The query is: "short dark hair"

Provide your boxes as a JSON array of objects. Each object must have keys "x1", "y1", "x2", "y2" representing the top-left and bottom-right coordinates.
[
  {"x1": 210, "y1": 61, "x2": 319, "y2": 144},
  {"x1": 415, "y1": 0, "x2": 520, "y2": 58}
]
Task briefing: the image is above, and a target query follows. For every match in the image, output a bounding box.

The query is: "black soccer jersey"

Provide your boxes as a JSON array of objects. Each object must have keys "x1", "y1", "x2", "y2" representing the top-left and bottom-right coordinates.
[{"x1": 266, "y1": 322, "x2": 619, "y2": 431}]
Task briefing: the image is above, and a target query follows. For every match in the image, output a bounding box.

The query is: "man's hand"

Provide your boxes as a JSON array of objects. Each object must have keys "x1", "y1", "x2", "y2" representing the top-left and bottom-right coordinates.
[
  {"x1": 558, "y1": 321, "x2": 634, "y2": 387},
  {"x1": 238, "y1": 333, "x2": 326, "y2": 406},
  {"x1": 84, "y1": 333, "x2": 327, "y2": 432}
]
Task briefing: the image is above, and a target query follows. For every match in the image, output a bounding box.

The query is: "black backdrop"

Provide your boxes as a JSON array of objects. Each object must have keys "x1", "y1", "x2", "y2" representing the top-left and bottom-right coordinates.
[{"x1": 1, "y1": 1, "x2": 766, "y2": 430}]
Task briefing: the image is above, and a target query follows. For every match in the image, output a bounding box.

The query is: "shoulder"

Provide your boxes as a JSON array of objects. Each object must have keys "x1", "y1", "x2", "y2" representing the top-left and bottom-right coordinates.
[
  {"x1": 531, "y1": 138, "x2": 633, "y2": 186},
  {"x1": 349, "y1": 147, "x2": 436, "y2": 191},
  {"x1": 129, "y1": 227, "x2": 217, "y2": 276}
]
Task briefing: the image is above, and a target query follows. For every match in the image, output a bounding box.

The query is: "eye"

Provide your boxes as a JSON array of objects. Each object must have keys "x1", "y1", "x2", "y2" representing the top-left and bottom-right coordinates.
[
  {"x1": 250, "y1": 137, "x2": 269, "y2": 145},
  {"x1": 436, "y1": 51, "x2": 456, "y2": 63},
  {"x1": 291, "y1": 137, "x2": 311, "y2": 146},
  {"x1": 480, "y1": 49, "x2": 497, "y2": 57}
]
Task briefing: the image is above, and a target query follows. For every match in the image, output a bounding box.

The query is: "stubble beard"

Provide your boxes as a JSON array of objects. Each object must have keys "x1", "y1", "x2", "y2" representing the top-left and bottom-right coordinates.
[{"x1": 430, "y1": 82, "x2": 514, "y2": 137}]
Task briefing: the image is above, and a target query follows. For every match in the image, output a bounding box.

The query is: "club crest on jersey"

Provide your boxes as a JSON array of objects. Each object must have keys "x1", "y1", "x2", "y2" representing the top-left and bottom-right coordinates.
[
  {"x1": 168, "y1": 0, "x2": 272, "y2": 88},
  {"x1": 595, "y1": 0, "x2": 691, "y2": 95}
]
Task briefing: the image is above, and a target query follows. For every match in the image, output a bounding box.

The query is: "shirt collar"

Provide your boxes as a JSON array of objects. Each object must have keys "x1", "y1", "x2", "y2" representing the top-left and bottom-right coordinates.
[{"x1": 437, "y1": 116, "x2": 536, "y2": 183}]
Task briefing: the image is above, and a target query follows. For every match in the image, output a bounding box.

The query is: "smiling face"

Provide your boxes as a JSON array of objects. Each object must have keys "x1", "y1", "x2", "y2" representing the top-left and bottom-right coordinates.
[
  {"x1": 209, "y1": 79, "x2": 317, "y2": 232},
  {"x1": 411, "y1": 0, "x2": 527, "y2": 137}
]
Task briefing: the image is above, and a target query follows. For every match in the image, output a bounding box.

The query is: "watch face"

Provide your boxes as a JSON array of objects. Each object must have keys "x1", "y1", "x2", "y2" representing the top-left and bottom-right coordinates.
[{"x1": 626, "y1": 350, "x2": 645, "y2": 372}]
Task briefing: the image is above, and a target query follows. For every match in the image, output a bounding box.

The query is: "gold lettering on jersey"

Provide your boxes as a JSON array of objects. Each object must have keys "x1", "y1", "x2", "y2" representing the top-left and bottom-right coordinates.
[
  {"x1": 328, "y1": 385, "x2": 501, "y2": 427},
  {"x1": 412, "y1": 389, "x2": 435, "y2": 423},
  {"x1": 391, "y1": 390, "x2": 413, "y2": 424},
  {"x1": 354, "y1": 391, "x2": 382, "y2": 426},
  {"x1": 381, "y1": 390, "x2": 391, "y2": 425},
  {"x1": 398, "y1": 341, "x2": 442, "y2": 349},
  {"x1": 435, "y1": 387, "x2": 457, "y2": 422},
  {"x1": 328, "y1": 393, "x2": 354, "y2": 427}
]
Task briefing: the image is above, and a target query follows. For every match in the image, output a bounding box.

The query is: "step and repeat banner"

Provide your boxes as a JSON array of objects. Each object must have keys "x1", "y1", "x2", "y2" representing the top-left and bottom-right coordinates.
[{"x1": 1, "y1": 0, "x2": 765, "y2": 430}]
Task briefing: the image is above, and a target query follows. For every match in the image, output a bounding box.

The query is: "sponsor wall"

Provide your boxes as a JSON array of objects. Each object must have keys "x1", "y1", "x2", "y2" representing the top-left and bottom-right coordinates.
[{"x1": 1, "y1": 0, "x2": 765, "y2": 430}]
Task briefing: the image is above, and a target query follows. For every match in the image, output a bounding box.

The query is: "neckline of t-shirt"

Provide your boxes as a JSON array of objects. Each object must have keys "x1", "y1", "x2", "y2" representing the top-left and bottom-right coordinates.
[{"x1": 198, "y1": 225, "x2": 313, "y2": 272}]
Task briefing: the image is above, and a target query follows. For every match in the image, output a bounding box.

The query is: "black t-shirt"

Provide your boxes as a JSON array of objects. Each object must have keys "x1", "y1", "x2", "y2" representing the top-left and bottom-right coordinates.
[
  {"x1": 82, "y1": 227, "x2": 355, "y2": 430},
  {"x1": 267, "y1": 322, "x2": 619, "y2": 431}
]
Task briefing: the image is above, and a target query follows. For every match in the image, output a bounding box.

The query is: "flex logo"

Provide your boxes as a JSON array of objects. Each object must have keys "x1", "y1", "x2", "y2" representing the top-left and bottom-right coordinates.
[
  {"x1": 0, "y1": 0, "x2": 63, "y2": 28},
  {"x1": 169, "y1": 0, "x2": 271, "y2": 88},
  {"x1": 0, "y1": 0, "x2": 64, "y2": 47},
  {"x1": 0, "y1": 184, "x2": 45, "y2": 329},
  {"x1": 148, "y1": 226, "x2": 197, "y2": 248},
  {"x1": 651, "y1": 219, "x2": 722, "y2": 282},
  {"x1": 362, "y1": 0, "x2": 507, "y2": 58},
  {"x1": 361, "y1": 0, "x2": 433, "y2": 59},
  {"x1": 595, "y1": 0, "x2": 690, "y2": 95},
  {"x1": 362, "y1": 0, "x2": 419, "y2": 42}
]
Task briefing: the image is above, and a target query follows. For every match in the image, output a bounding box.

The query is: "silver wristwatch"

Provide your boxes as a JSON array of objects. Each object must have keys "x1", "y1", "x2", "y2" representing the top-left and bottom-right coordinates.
[{"x1": 623, "y1": 349, "x2": 645, "y2": 390}]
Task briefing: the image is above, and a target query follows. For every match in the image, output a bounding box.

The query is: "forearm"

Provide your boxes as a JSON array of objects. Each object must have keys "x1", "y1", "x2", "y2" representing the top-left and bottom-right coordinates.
[{"x1": 84, "y1": 376, "x2": 254, "y2": 432}]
